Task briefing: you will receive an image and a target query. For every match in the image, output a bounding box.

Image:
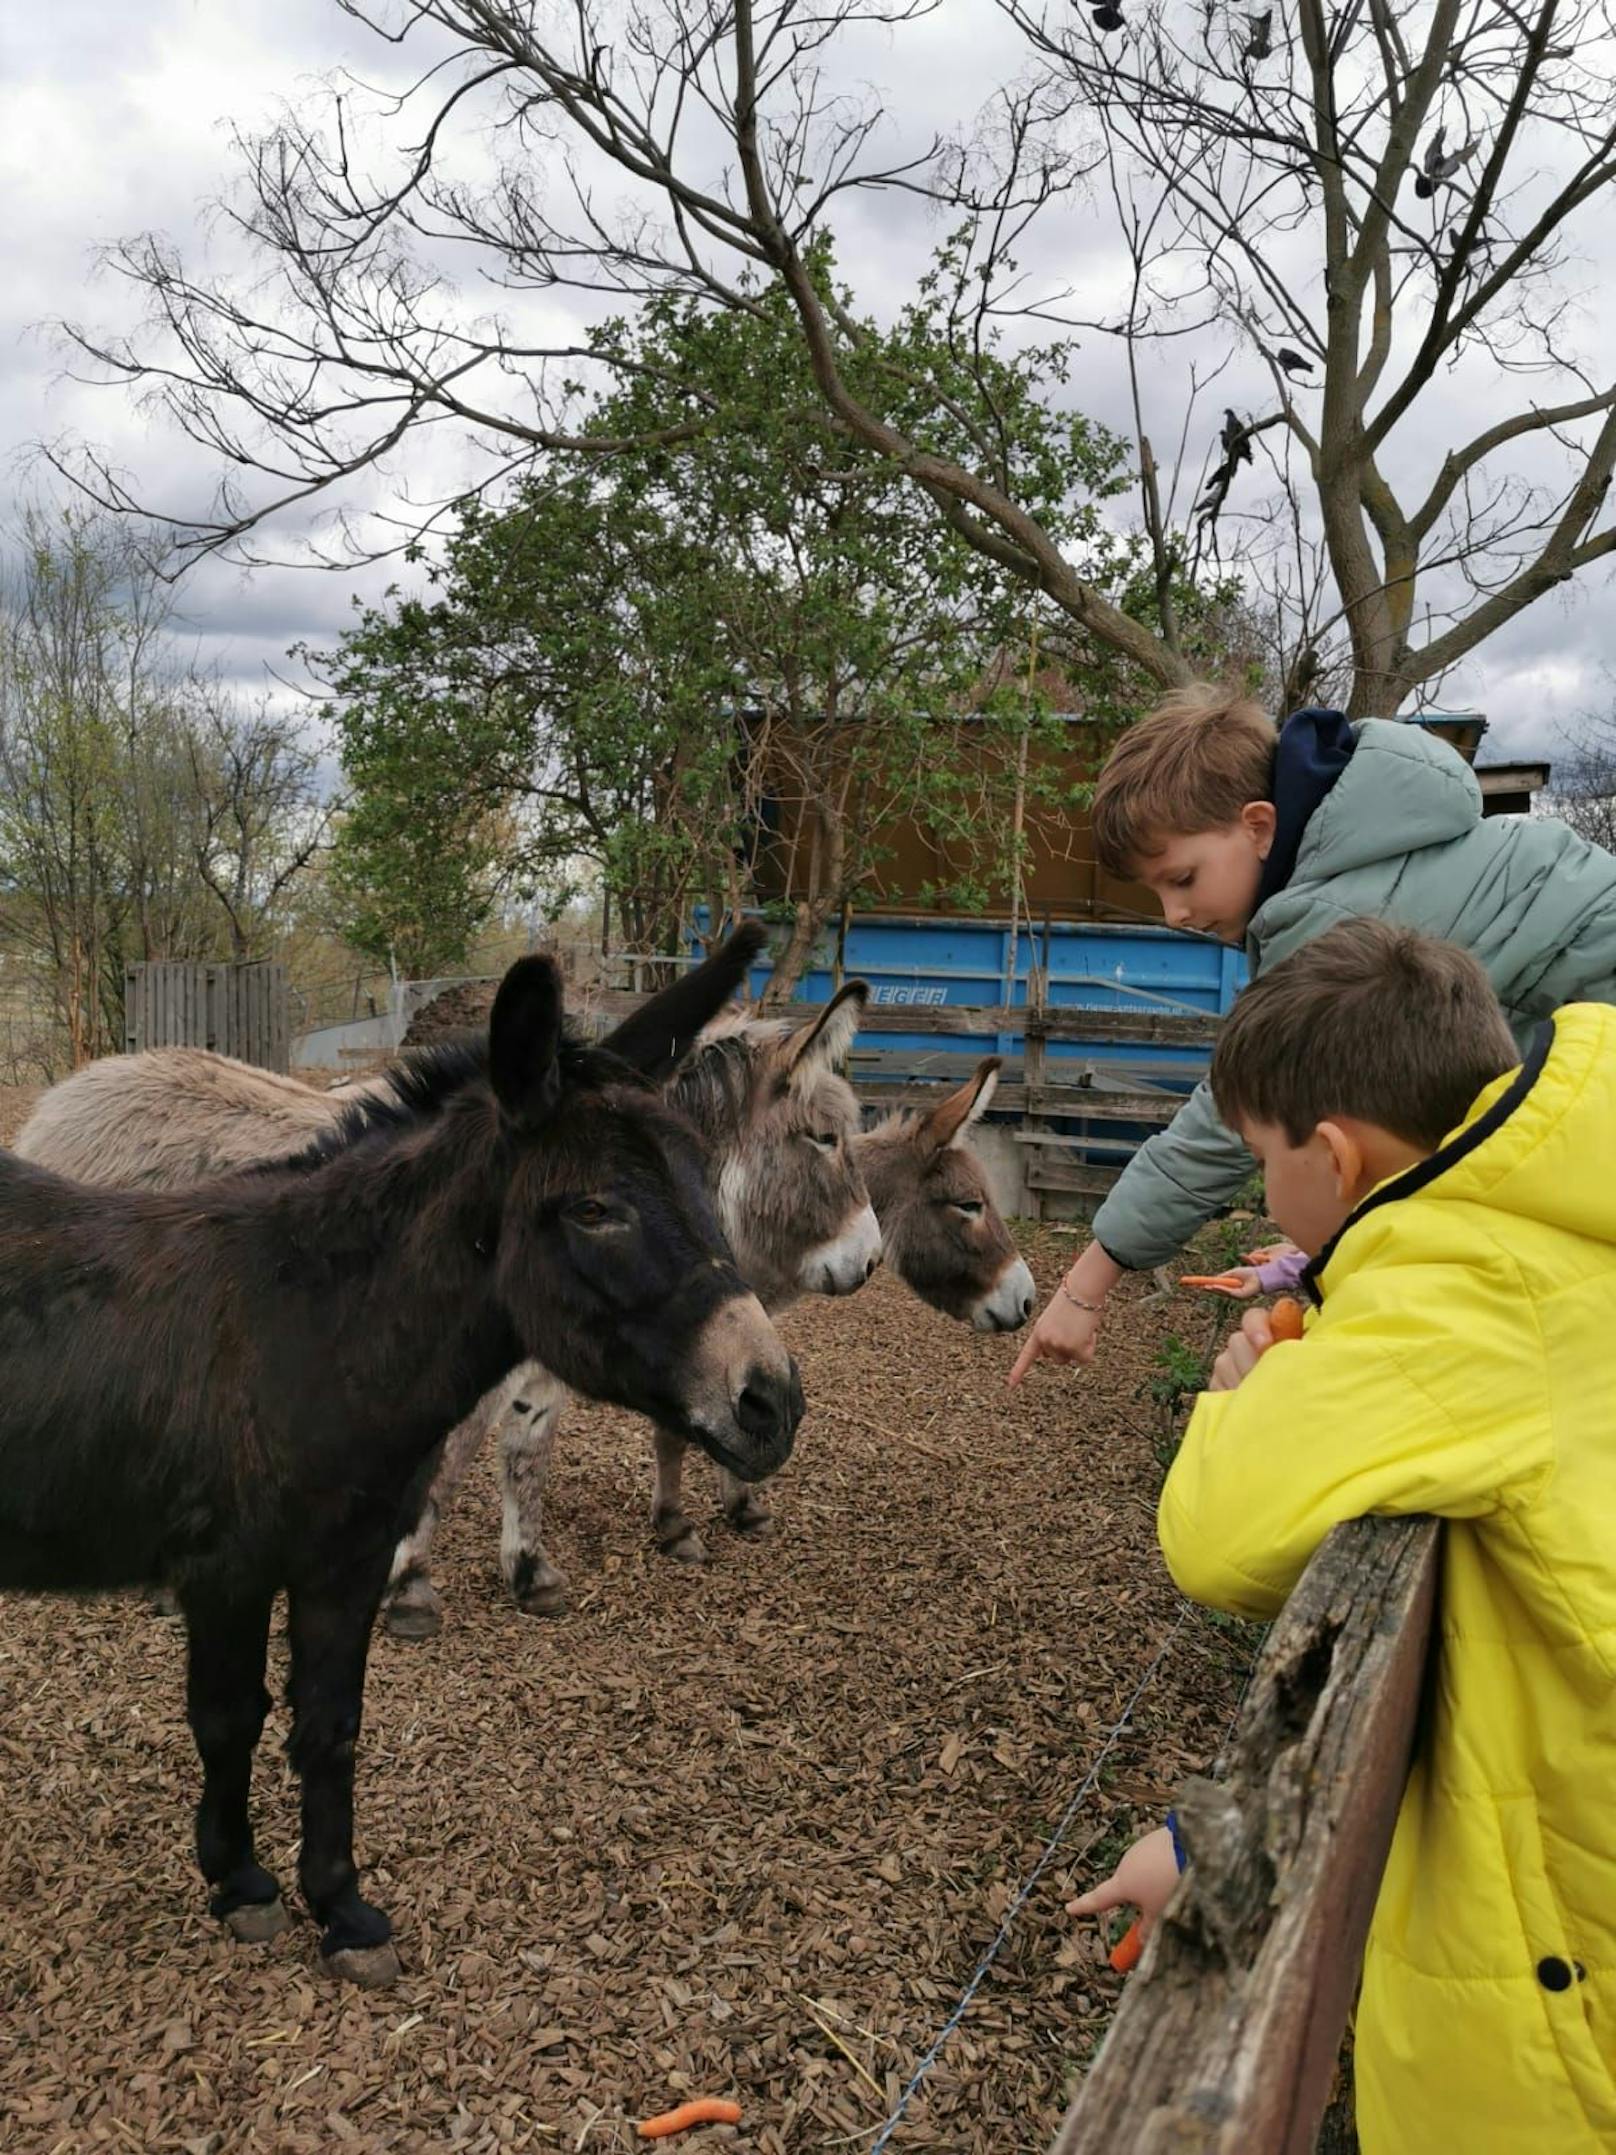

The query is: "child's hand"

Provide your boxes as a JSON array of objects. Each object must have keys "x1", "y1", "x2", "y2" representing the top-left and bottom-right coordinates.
[
  {"x1": 1067, "y1": 1826, "x2": 1180, "y2": 1946},
  {"x1": 1209, "y1": 1305, "x2": 1285, "y2": 1391},
  {"x1": 1242, "y1": 1242, "x2": 1297, "y2": 1267},
  {"x1": 1008, "y1": 1287, "x2": 1102, "y2": 1385},
  {"x1": 1179, "y1": 1267, "x2": 1262, "y2": 1300}
]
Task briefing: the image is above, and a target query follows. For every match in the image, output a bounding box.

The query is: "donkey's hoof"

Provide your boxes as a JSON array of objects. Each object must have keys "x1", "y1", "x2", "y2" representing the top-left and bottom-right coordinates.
[
  {"x1": 146, "y1": 1585, "x2": 182, "y2": 1621},
  {"x1": 223, "y1": 1897, "x2": 290, "y2": 1944},
  {"x1": 324, "y1": 1940, "x2": 402, "y2": 1989},
  {"x1": 508, "y1": 1553, "x2": 571, "y2": 1617},
  {"x1": 383, "y1": 1583, "x2": 443, "y2": 1641},
  {"x1": 728, "y1": 1505, "x2": 775, "y2": 1540},
  {"x1": 515, "y1": 1577, "x2": 571, "y2": 1618},
  {"x1": 657, "y1": 1525, "x2": 709, "y2": 1565}
]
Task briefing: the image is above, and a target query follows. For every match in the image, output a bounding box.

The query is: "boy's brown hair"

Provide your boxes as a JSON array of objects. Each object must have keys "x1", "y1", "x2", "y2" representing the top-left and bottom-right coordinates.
[
  {"x1": 1211, "y1": 919, "x2": 1518, "y2": 1150},
  {"x1": 1091, "y1": 684, "x2": 1274, "y2": 878}
]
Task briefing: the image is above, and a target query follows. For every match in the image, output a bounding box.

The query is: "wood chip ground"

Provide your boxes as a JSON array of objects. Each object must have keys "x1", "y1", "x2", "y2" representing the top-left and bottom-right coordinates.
[{"x1": 0, "y1": 1082, "x2": 1255, "y2": 2153}]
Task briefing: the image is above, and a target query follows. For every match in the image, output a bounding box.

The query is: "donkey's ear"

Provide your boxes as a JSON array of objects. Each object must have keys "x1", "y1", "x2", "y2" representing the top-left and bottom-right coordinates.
[
  {"x1": 489, "y1": 956, "x2": 566, "y2": 1131},
  {"x1": 785, "y1": 980, "x2": 869, "y2": 1087},
  {"x1": 601, "y1": 923, "x2": 767, "y2": 1081},
  {"x1": 919, "y1": 1056, "x2": 1001, "y2": 1152}
]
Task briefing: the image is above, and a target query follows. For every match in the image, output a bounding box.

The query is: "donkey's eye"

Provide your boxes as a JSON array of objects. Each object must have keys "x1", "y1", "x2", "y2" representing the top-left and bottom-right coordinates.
[
  {"x1": 952, "y1": 1200, "x2": 985, "y2": 1219},
  {"x1": 567, "y1": 1198, "x2": 612, "y2": 1229},
  {"x1": 806, "y1": 1131, "x2": 839, "y2": 1151}
]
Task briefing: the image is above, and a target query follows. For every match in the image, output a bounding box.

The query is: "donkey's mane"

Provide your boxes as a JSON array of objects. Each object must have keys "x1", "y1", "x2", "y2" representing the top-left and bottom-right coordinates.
[
  {"x1": 860, "y1": 1104, "x2": 925, "y2": 1143},
  {"x1": 260, "y1": 1030, "x2": 652, "y2": 1175},
  {"x1": 669, "y1": 1024, "x2": 775, "y2": 1146}
]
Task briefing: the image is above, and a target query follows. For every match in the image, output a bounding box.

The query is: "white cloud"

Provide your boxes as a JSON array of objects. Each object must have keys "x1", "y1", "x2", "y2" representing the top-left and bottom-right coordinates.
[{"x1": 3, "y1": 0, "x2": 1613, "y2": 769}]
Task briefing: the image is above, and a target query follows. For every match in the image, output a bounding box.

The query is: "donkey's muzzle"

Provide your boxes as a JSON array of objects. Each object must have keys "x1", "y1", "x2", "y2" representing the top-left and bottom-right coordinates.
[
  {"x1": 682, "y1": 1290, "x2": 802, "y2": 1478},
  {"x1": 726, "y1": 1355, "x2": 805, "y2": 1479}
]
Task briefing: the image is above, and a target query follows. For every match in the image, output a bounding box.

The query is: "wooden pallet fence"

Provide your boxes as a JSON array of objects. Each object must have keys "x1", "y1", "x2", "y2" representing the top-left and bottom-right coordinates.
[
  {"x1": 1053, "y1": 1514, "x2": 1441, "y2": 2155},
  {"x1": 582, "y1": 985, "x2": 1220, "y2": 1048},
  {"x1": 574, "y1": 984, "x2": 1220, "y2": 1208},
  {"x1": 125, "y1": 961, "x2": 290, "y2": 1073},
  {"x1": 849, "y1": 994, "x2": 1219, "y2": 1209}
]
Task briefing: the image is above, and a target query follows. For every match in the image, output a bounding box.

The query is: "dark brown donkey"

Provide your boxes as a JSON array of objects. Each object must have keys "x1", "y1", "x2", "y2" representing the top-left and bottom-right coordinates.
[
  {"x1": 0, "y1": 935, "x2": 800, "y2": 1985},
  {"x1": 19, "y1": 998, "x2": 1033, "y2": 1626}
]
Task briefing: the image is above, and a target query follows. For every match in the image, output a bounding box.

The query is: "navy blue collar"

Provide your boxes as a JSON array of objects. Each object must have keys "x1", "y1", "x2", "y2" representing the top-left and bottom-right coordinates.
[{"x1": 1253, "y1": 708, "x2": 1357, "y2": 911}]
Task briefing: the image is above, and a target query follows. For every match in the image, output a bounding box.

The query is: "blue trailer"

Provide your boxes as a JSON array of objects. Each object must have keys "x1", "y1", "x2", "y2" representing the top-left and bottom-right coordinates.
[{"x1": 696, "y1": 910, "x2": 1244, "y2": 1086}]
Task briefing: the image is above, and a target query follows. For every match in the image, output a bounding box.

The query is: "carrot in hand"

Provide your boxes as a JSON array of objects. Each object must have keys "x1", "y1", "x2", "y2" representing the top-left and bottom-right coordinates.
[
  {"x1": 638, "y1": 2098, "x2": 744, "y2": 2139},
  {"x1": 1179, "y1": 1271, "x2": 1248, "y2": 1292},
  {"x1": 1268, "y1": 1295, "x2": 1306, "y2": 1342},
  {"x1": 1108, "y1": 1918, "x2": 1144, "y2": 1973}
]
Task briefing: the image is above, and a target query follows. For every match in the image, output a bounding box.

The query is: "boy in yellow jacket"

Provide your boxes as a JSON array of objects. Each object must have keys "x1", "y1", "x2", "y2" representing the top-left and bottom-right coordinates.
[{"x1": 1071, "y1": 918, "x2": 1616, "y2": 2152}]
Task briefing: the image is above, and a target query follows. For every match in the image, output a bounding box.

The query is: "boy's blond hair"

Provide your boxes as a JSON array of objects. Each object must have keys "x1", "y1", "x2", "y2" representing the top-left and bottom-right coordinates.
[
  {"x1": 1091, "y1": 684, "x2": 1274, "y2": 878},
  {"x1": 1211, "y1": 919, "x2": 1518, "y2": 1151}
]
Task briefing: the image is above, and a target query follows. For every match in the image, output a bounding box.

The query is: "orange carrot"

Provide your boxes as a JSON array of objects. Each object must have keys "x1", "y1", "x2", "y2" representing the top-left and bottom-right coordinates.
[
  {"x1": 1108, "y1": 1918, "x2": 1144, "y2": 1973},
  {"x1": 638, "y1": 2098, "x2": 744, "y2": 2139},
  {"x1": 1179, "y1": 1271, "x2": 1248, "y2": 1292},
  {"x1": 1268, "y1": 1295, "x2": 1306, "y2": 1342}
]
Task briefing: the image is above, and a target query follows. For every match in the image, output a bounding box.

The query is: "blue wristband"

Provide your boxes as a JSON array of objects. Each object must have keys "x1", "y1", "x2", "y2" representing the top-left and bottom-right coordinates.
[{"x1": 1165, "y1": 1809, "x2": 1187, "y2": 1872}]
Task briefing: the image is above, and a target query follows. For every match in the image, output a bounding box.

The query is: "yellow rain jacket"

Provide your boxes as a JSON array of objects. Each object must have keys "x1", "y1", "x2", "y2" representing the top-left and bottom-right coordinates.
[{"x1": 1159, "y1": 1004, "x2": 1616, "y2": 2154}]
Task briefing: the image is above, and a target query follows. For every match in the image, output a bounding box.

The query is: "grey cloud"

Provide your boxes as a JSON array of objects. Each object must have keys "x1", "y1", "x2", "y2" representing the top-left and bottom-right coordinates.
[{"x1": 6, "y1": 0, "x2": 1616, "y2": 757}]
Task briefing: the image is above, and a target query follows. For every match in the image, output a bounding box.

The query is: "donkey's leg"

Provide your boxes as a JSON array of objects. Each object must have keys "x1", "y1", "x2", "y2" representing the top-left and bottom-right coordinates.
[
  {"x1": 496, "y1": 1367, "x2": 571, "y2": 1617},
  {"x1": 183, "y1": 1585, "x2": 288, "y2": 1943},
  {"x1": 651, "y1": 1427, "x2": 708, "y2": 1564},
  {"x1": 382, "y1": 1397, "x2": 493, "y2": 1640},
  {"x1": 285, "y1": 1559, "x2": 400, "y2": 1987},
  {"x1": 715, "y1": 1463, "x2": 776, "y2": 1539}
]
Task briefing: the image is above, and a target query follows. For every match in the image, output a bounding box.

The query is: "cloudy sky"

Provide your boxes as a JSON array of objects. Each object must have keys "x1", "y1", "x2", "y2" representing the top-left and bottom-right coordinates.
[{"x1": 4, "y1": 0, "x2": 1612, "y2": 764}]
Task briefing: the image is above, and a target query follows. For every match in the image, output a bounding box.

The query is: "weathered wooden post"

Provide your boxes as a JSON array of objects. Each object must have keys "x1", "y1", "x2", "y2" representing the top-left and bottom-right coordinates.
[
  {"x1": 1052, "y1": 1514, "x2": 1440, "y2": 2154},
  {"x1": 1023, "y1": 961, "x2": 1049, "y2": 1223}
]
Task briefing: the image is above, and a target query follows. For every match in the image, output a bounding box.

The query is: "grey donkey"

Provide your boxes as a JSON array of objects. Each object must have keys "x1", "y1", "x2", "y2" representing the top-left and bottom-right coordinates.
[{"x1": 386, "y1": 1051, "x2": 1033, "y2": 1631}]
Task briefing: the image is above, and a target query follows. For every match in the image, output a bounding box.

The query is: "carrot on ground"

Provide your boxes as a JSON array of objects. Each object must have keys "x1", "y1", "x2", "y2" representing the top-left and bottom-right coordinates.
[{"x1": 637, "y1": 2098, "x2": 744, "y2": 2139}]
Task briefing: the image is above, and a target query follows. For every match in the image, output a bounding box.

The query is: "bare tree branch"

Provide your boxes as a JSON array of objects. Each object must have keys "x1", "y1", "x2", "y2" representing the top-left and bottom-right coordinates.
[{"x1": 36, "y1": 0, "x2": 1616, "y2": 717}]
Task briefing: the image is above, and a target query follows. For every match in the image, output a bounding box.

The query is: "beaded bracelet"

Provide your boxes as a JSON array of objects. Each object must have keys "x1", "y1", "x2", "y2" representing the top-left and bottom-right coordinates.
[{"x1": 1060, "y1": 1277, "x2": 1106, "y2": 1314}]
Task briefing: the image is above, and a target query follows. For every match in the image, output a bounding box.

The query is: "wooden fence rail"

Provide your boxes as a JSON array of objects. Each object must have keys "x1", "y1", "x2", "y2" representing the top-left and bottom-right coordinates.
[
  {"x1": 566, "y1": 980, "x2": 1223, "y2": 1211},
  {"x1": 1052, "y1": 1515, "x2": 1441, "y2": 2155},
  {"x1": 581, "y1": 985, "x2": 1222, "y2": 1048}
]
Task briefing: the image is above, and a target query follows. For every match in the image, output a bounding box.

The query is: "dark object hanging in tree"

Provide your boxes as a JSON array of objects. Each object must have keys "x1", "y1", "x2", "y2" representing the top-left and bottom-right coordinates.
[
  {"x1": 1275, "y1": 347, "x2": 1316, "y2": 378},
  {"x1": 1446, "y1": 216, "x2": 1495, "y2": 268},
  {"x1": 1244, "y1": 9, "x2": 1273, "y2": 59},
  {"x1": 1197, "y1": 410, "x2": 1255, "y2": 532},
  {"x1": 1222, "y1": 408, "x2": 1254, "y2": 467},
  {"x1": 1195, "y1": 462, "x2": 1232, "y2": 527},
  {"x1": 1414, "y1": 124, "x2": 1480, "y2": 199},
  {"x1": 1090, "y1": 0, "x2": 1125, "y2": 30}
]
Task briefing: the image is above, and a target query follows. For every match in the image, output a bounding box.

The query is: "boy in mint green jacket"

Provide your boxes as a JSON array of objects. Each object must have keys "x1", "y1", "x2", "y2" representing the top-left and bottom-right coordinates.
[{"x1": 1009, "y1": 683, "x2": 1616, "y2": 1385}]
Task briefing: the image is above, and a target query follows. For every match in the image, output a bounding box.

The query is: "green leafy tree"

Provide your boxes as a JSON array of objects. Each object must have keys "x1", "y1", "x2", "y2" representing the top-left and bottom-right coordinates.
[{"x1": 319, "y1": 264, "x2": 1150, "y2": 988}]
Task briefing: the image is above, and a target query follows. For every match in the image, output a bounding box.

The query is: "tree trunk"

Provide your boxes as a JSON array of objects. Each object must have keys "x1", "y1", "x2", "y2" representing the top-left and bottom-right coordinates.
[{"x1": 762, "y1": 896, "x2": 828, "y2": 1004}]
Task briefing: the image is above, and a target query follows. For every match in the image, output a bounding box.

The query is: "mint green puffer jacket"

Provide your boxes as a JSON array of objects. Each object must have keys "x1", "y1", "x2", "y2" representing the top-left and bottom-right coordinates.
[{"x1": 1090, "y1": 719, "x2": 1616, "y2": 1270}]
